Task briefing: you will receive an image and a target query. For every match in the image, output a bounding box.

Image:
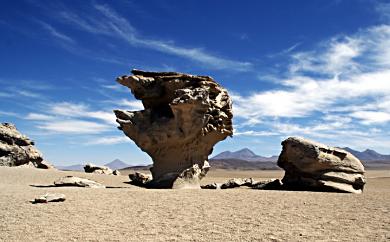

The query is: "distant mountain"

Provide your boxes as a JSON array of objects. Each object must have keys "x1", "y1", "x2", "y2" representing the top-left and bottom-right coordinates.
[
  {"x1": 56, "y1": 164, "x2": 84, "y2": 171},
  {"x1": 104, "y1": 159, "x2": 129, "y2": 170},
  {"x1": 342, "y1": 147, "x2": 390, "y2": 162},
  {"x1": 212, "y1": 148, "x2": 278, "y2": 162},
  {"x1": 209, "y1": 159, "x2": 280, "y2": 170}
]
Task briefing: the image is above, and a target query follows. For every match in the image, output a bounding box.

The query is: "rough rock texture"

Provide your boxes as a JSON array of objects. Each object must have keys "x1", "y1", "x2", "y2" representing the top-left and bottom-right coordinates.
[
  {"x1": 114, "y1": 70, "x2": 233, "y2": 188},
  {"x1": 128, "y1": 172, "x2": 152, "y2": 187},
  {"x1": 54, "y1": 176, "x2": 105, "y2": 188},
  {"x1": 0, "y1": 123, "x2": 52, "y2": 168},
  {"x1": 84, "y1": 163, "x2": 113, "y2": 175},
  {"x1": 113, "y1": 170, "x2": 120, "y2": 176},
  {"x1": 220, "y1": 178, "x2": 255, "y2": 189},
  {"x1": 278, "y1": 137, "x2": 366, "y2": 193},
  {"x1": 32, "y1": 193, "x2": 66, "y2": 204}
]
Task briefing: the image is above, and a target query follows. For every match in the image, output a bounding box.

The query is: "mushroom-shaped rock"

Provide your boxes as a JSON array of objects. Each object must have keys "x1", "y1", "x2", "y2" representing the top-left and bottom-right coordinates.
[
  {"x1": 0, "y1": 123, "x2": 52, "y2": 169},
  {"x1": 277, "y1": 137, "x2": 366, "y2": 193},
  {"x1": 114, "y1": 70, "x2": 233, "y2": 188}
]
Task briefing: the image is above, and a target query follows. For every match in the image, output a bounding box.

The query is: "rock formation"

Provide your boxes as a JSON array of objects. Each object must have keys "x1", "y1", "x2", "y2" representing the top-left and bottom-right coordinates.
[
  {"x1": 114, "y1": 69, "x2": 233, "y2": 188},
  {"x1": 84, "y1": 163, "x2": 113, "y2": 175},
  {"x1": 0, "y1": 123, "x2": 52, "y2": 168},
  {"x1": 54, "y1": 176, "x2": 105, "y2": 188},
  {"x1": 277, "y1": 137, "x2": 366, "y2": 193}
]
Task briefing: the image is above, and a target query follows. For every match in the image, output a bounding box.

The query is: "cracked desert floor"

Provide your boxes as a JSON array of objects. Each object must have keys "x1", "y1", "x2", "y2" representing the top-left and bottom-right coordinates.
[{"x1": 0, "y1": 167, "x2": 389, "y2": 241}]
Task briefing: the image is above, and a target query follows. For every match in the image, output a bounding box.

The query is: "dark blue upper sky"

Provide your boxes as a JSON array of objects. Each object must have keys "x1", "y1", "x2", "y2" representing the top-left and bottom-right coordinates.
[{"x1": 1, "y1": 0, "x2": 390, "y2": 165}]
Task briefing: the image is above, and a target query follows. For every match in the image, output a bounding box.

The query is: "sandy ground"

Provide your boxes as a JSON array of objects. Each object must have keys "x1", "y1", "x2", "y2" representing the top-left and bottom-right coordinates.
[{"x1": 0, "y1": 167, "x2": 389, "y2": 241}]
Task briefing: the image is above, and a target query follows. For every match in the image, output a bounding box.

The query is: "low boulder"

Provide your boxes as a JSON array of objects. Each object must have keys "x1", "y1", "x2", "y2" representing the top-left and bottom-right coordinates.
[
  {"x1": 84, "y1": 163, "x2": 113, "y2": 175},
  {"x1": 252, "y1": 179, "x2": 283, "y2": 190},
  {"x1": 54, "y1": 176, "x2": 105, "y2": 188},
  {"x1": 128, "y1": 172, "x2": 152, "y2": 187},
  {"x1": 220, "y1": 178, "x2": 255, "y2": 189},
  {"x1": 0, "y1": 123, "x2": 52, "y2": 168},
  {"x1": 32, "y1": 193, "x2": 66, "y2": 204},
  {"x1": 277, "y1": 137, "x2": 366, "y2": 193}
]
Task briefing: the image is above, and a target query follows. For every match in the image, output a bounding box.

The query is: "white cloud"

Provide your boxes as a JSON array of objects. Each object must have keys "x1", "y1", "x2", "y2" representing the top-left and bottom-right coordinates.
[
  {"x1": 351, "y1": 111, "x2": 390, "y2": 124},
  {"x1": 49, "y1": 102, "x2": 117, "y2": 125},
  {"x1": 37, "y1": 120, "x2": 111, "y2": 134},
  {"x1": 59, "y1": 4, "x2": 252, "y2": 71},
  {"x1": 234, "y1": 130, "x2": 279, "y2": 137},
  {"x1": 116, "y1": 99, "x2": 144, "y2": 110},
  {"x1": 25, "y1": 113, "x2": 56, "y2": 121},
  {"x1": 86, "y1": 136, "x2": 130, "y2": 145}
]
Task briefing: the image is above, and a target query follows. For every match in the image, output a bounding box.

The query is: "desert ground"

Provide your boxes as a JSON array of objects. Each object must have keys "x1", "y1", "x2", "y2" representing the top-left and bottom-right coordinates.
[{"x1": 0, "y1": 167, "x2": 389, "y2": 241}]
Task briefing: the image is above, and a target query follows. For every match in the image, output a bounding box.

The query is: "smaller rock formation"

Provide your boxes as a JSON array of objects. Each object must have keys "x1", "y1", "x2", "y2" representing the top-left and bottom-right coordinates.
[
  {"x1": 129, "y1": 172, "x2": 152, "y2": 187},
  {"x1": 220, "y1": 178, "x2": 255, "y2": 189},
  {"x1": 277, "y1": 137, "x2": 366, "y2": 193},
  {"x1": 114, "y1": 69, "x2": 233, "y2": 188},
  {"x1": 32, "y1": 193, "x2": 66, "y2": 204},
  {"x1": 0, "y1": 123, "x2": 52, "y2": 168},
  {"x1": 201, "y1": 183, "x2": 220, "y2": 189},
  {"x1": 84, "y1": 163, "x2": 113, "y2": 175},
  {"x1": 252, "y1": 179, "x2": 283, "y2": 190},
  {"x1": 54, "y1": 176, "x2": 105, "y2": 188}
]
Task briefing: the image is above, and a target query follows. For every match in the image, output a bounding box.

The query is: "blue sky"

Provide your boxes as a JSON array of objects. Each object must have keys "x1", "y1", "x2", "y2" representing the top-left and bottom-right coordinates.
[{"x1": 1, "y1": 0, "x2": 390, "y2": 166}]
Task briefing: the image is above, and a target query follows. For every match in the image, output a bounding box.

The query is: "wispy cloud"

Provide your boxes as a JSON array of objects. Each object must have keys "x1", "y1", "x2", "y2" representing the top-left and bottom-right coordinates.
[
  {"x1": 37, "y1": 20, "x2": 75, "y2": 43},
  {"x1": 37, "y1": 120, "x2": 111, "y2": 134},
  {"x1": 86, "y1": 136, "x2": 130, "y2": 145},
  {"x1": 58, "y1": 4, "x2": 252, "y2": 71}
]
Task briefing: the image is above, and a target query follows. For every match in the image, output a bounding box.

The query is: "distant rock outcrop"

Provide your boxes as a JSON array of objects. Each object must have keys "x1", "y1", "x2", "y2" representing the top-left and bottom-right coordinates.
[
  {"x1": 114, "y1": 69, "x2": 233, "y2": 188},
  {"x1": 0, "y1": 123, "x2": 52, "y2": 169},
  {"x1": 277, "y1": 137, "x2": 366, "y2": 193},
  {"x1": 84, "y1": 163, "x2": 113, "y2": 175},
  {"x1": 32, "y1": 193, "x2": 66, "y2": 204}
]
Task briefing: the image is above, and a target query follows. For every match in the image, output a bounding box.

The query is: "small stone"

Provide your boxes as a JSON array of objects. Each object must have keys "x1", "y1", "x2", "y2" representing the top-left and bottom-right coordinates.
[{"x1": 32, "y1": 193, "x2": 66, "y2": 203}]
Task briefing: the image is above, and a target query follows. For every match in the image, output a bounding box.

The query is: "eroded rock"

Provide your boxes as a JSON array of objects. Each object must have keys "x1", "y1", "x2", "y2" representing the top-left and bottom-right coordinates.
[
  {"x1": 277, "y1": 137, "x2": 366, "y2": 193},
  {"x1": 84, "y1": 163, "x2": 113, "y2": 175},
  {"x1": 220, "y1": 178, "x2": 255, "y2": 189},
  {"x1": 0, "y1": 123, "x2": 52, "y2": 168},
  {"x1": 128, "y1": 172, "x2": 152, "y2": 187},
  {"x1": 54, "y1": 176, "x2": 105, "y2": 188},
  {"x1": 114, "y1": 70, "x2": 233, "y2": 188},
  {"x1": 32, "y1": 193, "x2": 66, "y2": 204}
]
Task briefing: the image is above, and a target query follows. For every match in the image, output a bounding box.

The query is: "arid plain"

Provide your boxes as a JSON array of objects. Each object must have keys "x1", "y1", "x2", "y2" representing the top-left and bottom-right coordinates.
[{"x1": 0, "y1": 167, "x2": 389, "y2": 241}]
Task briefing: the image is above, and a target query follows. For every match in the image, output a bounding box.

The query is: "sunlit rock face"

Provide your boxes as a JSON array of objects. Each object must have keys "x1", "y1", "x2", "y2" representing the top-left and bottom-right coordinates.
[
  {"x1": 114, "y1": 69, "x2": 233, "y2": 188},
  {"x1": 0, "y1": 123, "x2": 52, "y2": 169},
  {"x1": 278, "y1": 137, "x2": 366, "y2": 193}
]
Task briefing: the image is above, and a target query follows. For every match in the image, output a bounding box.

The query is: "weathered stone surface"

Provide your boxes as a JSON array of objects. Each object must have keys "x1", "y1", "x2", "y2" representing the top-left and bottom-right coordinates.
[
  {"x1": 54, "y1": 176, "x2": 105, "y2": 188},
  {"x1": 84, "y1": 163, "x2": 113, "y2": 175},
  {"x1": 128, "y1": 172, "x2": 152, "y2": 187},
  {"x1": 114, "y1": 69, "x2": 233, "y2": 188},
  {"x1": 252, "y1": 179, "x2": 283, "y2": 190},
  {"x1": 277, "y1": 137, "x2": 366, "y2": 193},
  {"x1": 32, "y1": 193, "x2": 66, "y2": 204},
  {"x1": 0, "y1": 123, "x2": 52, "y2": 168},
  {"x1": 220, "y1": 178, "x2": 255, "y2": 189}
]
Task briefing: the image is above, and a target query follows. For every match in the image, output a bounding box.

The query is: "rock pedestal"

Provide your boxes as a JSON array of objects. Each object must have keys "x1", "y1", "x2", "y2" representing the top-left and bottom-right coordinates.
[
  {"x1": 0, "y1": 123, "x2": 52, "y2": 168},
  {"x1": 277, "y1": 137, "x2": 366, "y2": 193},
  {"x1": 114, "y1": 70, "x2": 233, "y2": 188}
]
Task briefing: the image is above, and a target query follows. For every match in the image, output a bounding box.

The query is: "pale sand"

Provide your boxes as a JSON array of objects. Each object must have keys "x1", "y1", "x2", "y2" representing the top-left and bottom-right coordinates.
[{"x1": 0, "y1": 167, "x2": 389, "y2": 241}]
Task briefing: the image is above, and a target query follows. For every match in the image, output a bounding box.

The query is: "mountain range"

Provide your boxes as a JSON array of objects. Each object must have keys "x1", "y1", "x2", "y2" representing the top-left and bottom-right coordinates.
[
  {"x1": 57, "y1": 159, "x2": 130, "y2": 171},
  {"x1": 56, "y1": 147, "x2": 390, "y2": 171}
]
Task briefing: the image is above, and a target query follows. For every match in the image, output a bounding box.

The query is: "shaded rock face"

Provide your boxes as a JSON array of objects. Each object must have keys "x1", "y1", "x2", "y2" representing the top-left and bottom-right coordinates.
[
  {"x1": 0, "y1": 123, "x2": 51, "y2": 169},
  {"x1": 114, "y1": 70, "x2": 233, "y2": 188},
  {"x1": 277, "y1": 137, "x2": 366, "y2": 193},
  {"x1": 84, "y1": 163, "x2": 113, "y2": 175}
]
